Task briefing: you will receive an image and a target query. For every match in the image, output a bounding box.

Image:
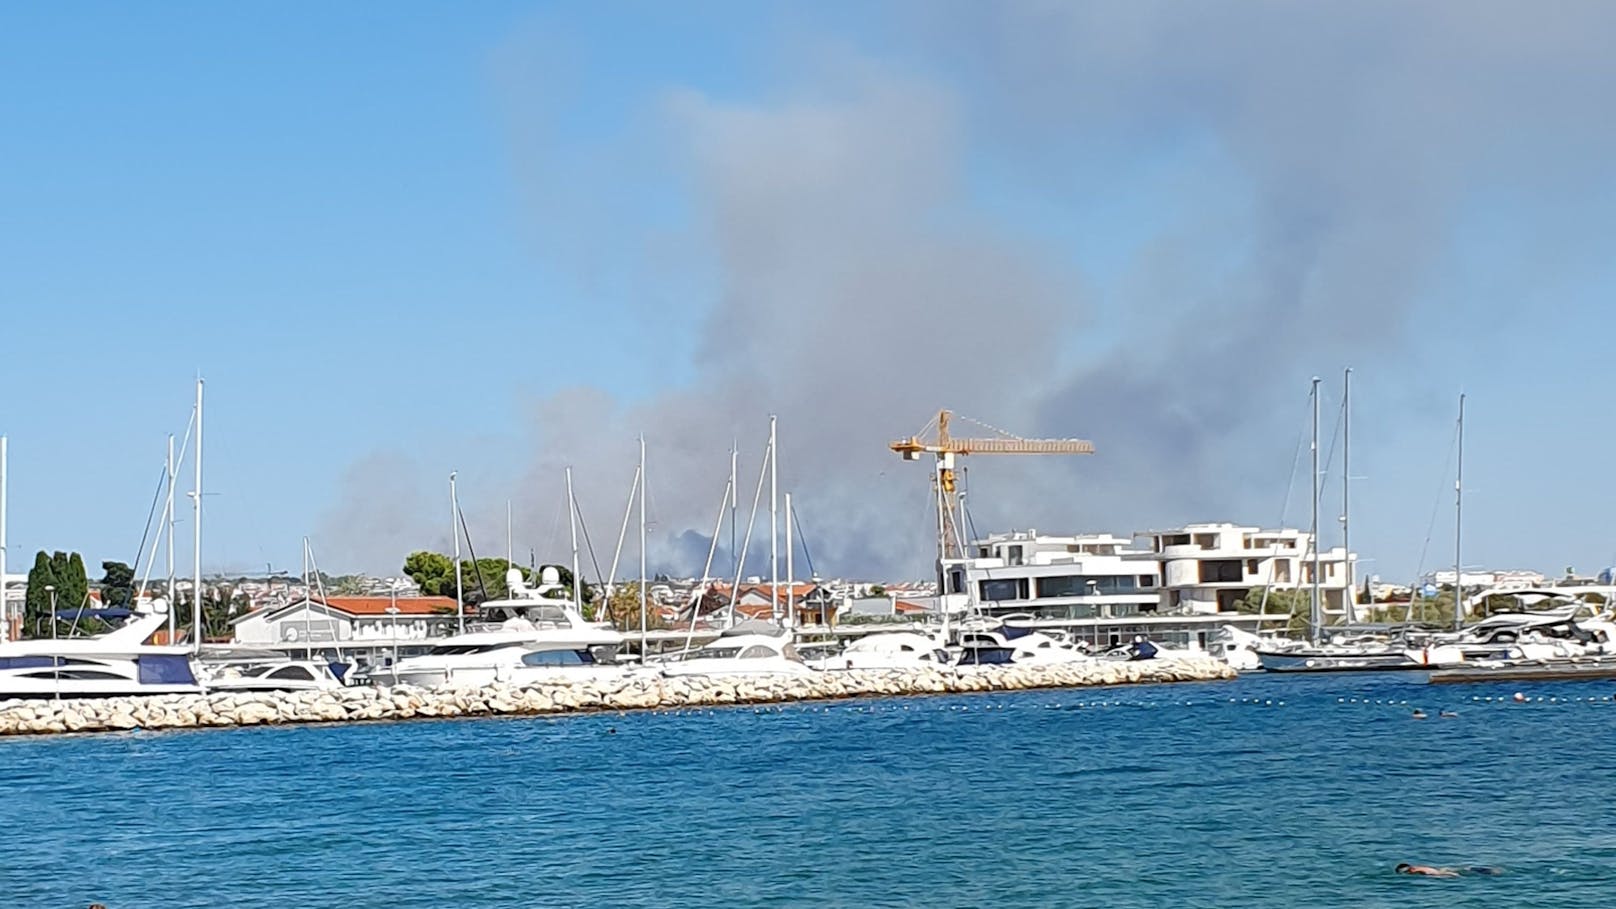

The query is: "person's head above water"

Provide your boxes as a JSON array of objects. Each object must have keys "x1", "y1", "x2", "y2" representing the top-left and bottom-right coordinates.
[{"x1": 1395, "y1": 864, "x2": 1412, "y2": 873}]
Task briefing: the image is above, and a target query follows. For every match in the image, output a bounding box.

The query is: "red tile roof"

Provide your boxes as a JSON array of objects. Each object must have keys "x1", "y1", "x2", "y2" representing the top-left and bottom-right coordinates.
[
  {"x1": 894, "y1": 600, "x2": 929, "y2": 614},
  {"x1": 711, "y1": 582, "x2": 820, "y2": 600},
  {"x1": 319, "y1": 596, "x2": 458, "y2": 616}
]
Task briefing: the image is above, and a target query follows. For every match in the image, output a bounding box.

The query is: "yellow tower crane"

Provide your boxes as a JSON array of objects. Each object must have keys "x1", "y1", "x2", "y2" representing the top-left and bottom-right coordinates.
[{"x1": 890, "y1": 409, "x2": 1095, "y2": 581}]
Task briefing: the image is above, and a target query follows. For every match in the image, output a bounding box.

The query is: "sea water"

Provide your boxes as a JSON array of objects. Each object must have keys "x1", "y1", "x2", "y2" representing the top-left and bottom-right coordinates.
[{"x1": 2, "y1": 672, "x2": 1613, "y2": 909}]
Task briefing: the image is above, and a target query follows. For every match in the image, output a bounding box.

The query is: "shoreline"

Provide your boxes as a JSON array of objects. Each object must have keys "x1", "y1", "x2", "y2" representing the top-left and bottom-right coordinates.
[{"x1": 0, "y1": 658, "x2": 1235, "y2": 738}]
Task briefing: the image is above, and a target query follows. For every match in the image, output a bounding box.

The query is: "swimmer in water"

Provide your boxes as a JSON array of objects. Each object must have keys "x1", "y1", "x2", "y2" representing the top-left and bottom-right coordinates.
[
  {"x1": 1396, "y1": 863, "x2": 1501, "y2": 877},
  {"x1": 1396, "y1": 863, "x2": 1458, "y2": 877},
  {"x1": 1411, "y1": 709, "x2": 1428, "y2": 719},
  {"x1": 1440, "y1": 709, "x2": 1458, "y2": 718}
]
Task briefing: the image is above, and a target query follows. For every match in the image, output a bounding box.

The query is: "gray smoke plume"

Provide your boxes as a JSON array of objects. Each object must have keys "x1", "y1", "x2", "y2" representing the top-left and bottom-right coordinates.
[{"x1": 321, "y1": 3, "x2": 1616, "y2": 578}]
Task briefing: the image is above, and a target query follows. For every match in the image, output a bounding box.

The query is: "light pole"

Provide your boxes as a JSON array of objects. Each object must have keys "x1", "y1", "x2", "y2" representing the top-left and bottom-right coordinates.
[
  {"x1": 385, "y1": 577, "x2": 402, "y2": 672},
  {"x1": 45, "y1": 584, "x2": 57, "y2": 696}
]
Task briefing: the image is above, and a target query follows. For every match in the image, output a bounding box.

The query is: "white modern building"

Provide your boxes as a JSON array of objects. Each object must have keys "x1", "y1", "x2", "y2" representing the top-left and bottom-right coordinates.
[
  {"x1": 939, "y1": 523, "x2": 1359, "y2": 648},
  {"x1": 1138, "y1": 523, "x2": 1358, "y2": 621},
  {"x1": 942, "y1": 529, "x2": 1293, "y2": 650}
]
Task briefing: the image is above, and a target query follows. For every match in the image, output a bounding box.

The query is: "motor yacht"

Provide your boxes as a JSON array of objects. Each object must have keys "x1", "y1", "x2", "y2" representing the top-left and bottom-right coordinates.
[
  {"x1": 199, "y1": 650, "x2": 348, "y2": 692},
  {"x1": 0, "y1": 598, "x2": 203, "y2": 698},
  {"x1": 808, "y1": 631, "x2": 952, "y2": 671},
  {"x1": 954, "y1": 619, "x2": 1093, "y2": 667},
  {"x1": 660, "y1": 621, "x2": 813, "y2": 677},
  {"x1": 388, "y1": 568, "x2": 624, "y2": 689}
]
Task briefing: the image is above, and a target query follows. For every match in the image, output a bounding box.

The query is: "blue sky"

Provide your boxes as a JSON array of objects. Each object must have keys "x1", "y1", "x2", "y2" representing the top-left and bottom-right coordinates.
[{"x1": 4, "y1": 2, "x2": 1616, "y2": 583}]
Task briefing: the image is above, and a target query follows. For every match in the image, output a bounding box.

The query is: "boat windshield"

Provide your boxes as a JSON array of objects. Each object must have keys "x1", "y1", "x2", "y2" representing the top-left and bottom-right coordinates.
[
  {"x1": 520, "y1": 649, "x2": 595, "y2": 667},
  {"x1": 958, "y1": 647, "x2": 1015, "y2": 665},
  {"x1": 695, "y1": 646, "x2": 742, "y2": 660}
]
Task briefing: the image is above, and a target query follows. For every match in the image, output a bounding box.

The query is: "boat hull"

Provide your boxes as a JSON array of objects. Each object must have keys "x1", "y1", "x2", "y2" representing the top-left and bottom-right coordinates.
[{"x1": 1255, "y1": 649, "x2": 1424, "y2": 673}]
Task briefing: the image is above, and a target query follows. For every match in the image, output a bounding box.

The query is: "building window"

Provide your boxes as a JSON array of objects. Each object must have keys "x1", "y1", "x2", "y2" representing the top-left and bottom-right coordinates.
[
  {"x1": 1007, "y1": 546, "x2": 1024, "y2": 566},
  {"x1": 1246, "y1": 559, "x2": 1261, "y2": 575},
  {"x1": 1035, "y1": 576, "x2": 1138, "y2": 598},
  {"x1": 980, "y1": 579, "x2": 1021, "y2": 602},
  {"x1": 1200, "y1": 560, "x2": 1243, "y2": 583},
  {"x1": 1139, "y1": 575, "x2": 1157, "y2": 587}
]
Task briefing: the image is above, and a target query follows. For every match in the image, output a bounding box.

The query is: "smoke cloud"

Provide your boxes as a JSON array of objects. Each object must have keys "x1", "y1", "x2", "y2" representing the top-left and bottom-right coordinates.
[{"x1": 321, "y1": 3, "x2": 1616, "y2": 579}]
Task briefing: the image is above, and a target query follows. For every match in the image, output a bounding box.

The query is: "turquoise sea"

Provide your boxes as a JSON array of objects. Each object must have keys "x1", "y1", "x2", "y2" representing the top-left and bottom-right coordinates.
[{"x1": 3, "y1": 673, "x2": 1614, "y2": 909}]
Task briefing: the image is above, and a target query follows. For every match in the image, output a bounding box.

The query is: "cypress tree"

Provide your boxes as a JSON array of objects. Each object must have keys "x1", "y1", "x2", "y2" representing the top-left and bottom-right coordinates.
[
  {"x1": 63, "y1": 552, "x2": 89, "y2": 612},
  {"x1": 24, "y1": 551, "x2": 57, "y2": 637}
]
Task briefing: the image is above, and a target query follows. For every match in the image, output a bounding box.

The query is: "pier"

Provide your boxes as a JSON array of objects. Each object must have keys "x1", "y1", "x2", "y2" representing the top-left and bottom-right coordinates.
[{"x1": 0, "y1": 658, "x2": 1234, "y2": 737}]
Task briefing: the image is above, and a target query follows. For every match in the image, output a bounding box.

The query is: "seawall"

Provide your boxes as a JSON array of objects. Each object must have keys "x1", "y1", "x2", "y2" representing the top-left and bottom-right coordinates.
[{"x1": 0, "y1": 658, "x2": 1236, "y2": 737}]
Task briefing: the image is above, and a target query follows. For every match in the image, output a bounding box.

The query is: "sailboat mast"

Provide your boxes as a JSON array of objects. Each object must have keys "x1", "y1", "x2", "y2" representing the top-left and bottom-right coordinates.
[
  {"x1": 451, "y1": 472, "x2": 462, "y2": 634},
  {"x1": 1341, "y1": 367, "x2": 1352, "y2": 623},
  {"x1": 785, "y1": 492, "x2": 795, "y2": 628},
  {"x1": 1454, "y1": 393, "x2": 1466, "y2": 630},
  {"x1": 1310, "y1": 376, "x2": 1322, "y2": 645},
  {"x1": 730, "y1": 442, "x2": 738, "y2": 578},
  {"x1": 301, "y1": 536, "x2": 312, "y2": 656},
  {"x1": 191, "y1": 378, "x2": 204, "y2": 654},
  {"x1": 165, "y1": 434, "x2": 175, "y2": 643},
  {"x1": 769, "y1": 415, "x2": 779, "y2": 622},
  {"x1": 566, "y1": 466, "x2": 581, "y2": 608},
  {"x1": 638, "y1": 435, "x2": 648, "y2": 662}
]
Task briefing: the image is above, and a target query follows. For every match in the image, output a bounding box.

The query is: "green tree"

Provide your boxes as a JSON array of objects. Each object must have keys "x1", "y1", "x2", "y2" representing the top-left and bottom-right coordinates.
[
  {"x1": 1235, "y1": 587, "x2": 1315, "y2": 635},
  {"x1": 99, "y1": 561, "x2": 136, "y2": 608},
  {"x1": 869, "y1": 584, "x2": 887, "y2": 596},
  {"x1": 330, "y1": 575, "x2": 369, "y2": 596},
  {"x1": 24, "y1": 551, "x2": 56, "y2": 637},
  {"x1": 603, "y1": 582, "x2": 668, "y2": 632},
  {"x1": 23, "y1": 550, "x2": 90, "y2": 637},
  {"x1": 402, "y1": 551, "x2": 457, "y2": 597},
  {"x1": 404, "y1": 551, "x2": 592, "y2": 606}
]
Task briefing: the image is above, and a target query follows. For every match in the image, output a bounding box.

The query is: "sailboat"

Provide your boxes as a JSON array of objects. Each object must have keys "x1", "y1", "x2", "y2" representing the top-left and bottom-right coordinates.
[{"x1": 1255, "y1": 380, "x2": 1467, "y2": 672}]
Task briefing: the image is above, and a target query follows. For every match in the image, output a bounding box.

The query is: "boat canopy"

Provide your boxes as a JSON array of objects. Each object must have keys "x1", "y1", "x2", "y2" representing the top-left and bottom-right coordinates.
[{"x1": 54, "y1": 607, "x2": 133, "y2": 621}]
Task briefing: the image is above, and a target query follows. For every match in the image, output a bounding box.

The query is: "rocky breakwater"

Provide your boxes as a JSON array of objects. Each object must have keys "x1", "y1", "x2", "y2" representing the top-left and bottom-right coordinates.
[{"x1": 0, "y1": 657, "x2": 1234, "y2": 737}]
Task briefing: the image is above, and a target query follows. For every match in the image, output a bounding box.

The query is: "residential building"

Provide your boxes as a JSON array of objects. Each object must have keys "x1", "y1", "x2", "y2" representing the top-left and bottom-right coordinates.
[
  {"x1": 1139, "y1": 523, "x2": 1358, "y2": 621},
  {"x1": 938, "y1": 524, "x2": 1353, "y2": 650}
]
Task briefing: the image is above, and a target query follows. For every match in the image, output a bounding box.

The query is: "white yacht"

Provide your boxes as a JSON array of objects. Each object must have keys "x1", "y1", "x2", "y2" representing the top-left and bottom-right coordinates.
[
  {"x1": 808, "y1": 631, "x2": 952, "y2": 671},
  {"x1": 388, "y1": 568, "x2": 624, "y2": 689},
  {"x1": 0, "y1": 598, "x2": 204, "y2": 698},
  {"x1": 199, "y1": 650, "x2": 347, "y2": 692},
  {"x1": 661, "y1": 622, "x2": 813, "y2": 677},
  {"x1": 954, "y1": 619, "x2": 1094, "y2": 667}
]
